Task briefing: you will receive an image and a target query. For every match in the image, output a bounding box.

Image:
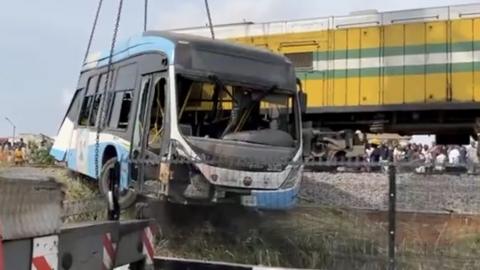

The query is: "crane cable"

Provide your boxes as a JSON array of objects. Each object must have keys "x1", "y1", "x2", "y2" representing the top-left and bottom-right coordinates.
[
  {"x1": 204, "y1": 0, "x2": 215, "y2": 39},
  {"x1": 94, "y1": 0, "x2": 124, "y2": 179},
  {"x1": 144, "y1": 0, "x2": 148, "y2": 32},
  {"x1": 83, "y1": 0, "x2": 104, "y2": 64}
]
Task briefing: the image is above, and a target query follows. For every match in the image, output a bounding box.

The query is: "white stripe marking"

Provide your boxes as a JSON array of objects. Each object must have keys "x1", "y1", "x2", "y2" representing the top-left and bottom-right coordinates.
[
  {"x1": 333, "y1": 59, "x2": 347, "y2": 70},
  {"x1": 384, "y1": 55, "x2": 403, "y2": 67},
  {"x1": 361, "y1": 57, "x2": 380, "y2": 68},
  {"x1": 404, "y1": 54, "x2": 425, "y2": 66},
  {"x1": 313, "y1": 50, "x2": 480, "y2": 71},
  {"x1": 103, "y1": 247, "x2": 113, "y2": 269},
  {"x1": 426, "y1": 53, "x2": 447, "y2": 64},
  {"x1": 347, "y1": 58, "x2": 360, "y2": 69},
  {"x1": 475, "y1": 50, "x2": 480, "y2": 63},
  {"x1": 451, "y1": 51, "x2": 477, "y2": 63},
  {"x1": 145, "y1": 228, "x2": 154, "y2": 244}
]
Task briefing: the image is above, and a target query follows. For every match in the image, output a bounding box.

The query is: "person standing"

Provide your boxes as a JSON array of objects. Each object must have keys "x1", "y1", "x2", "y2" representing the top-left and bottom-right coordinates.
[
  {"x1": 466, "y1": 141, "x2": 479, "y2": 174},
  {"x1": 448, "y1": 145, "x2": 461, "y2": 166},
  {"x1": 0, "y1": 143, "x2": 5, "y2": 163},
  {"x1": 14, "y1": 145, "x2": 25, "y2": 166},
  {"x1": 435, "y1": 146, "x2": 448, "y2": 172},
  {"x1": 5, "y1": 142, "x2": 13, "y2": 164}
]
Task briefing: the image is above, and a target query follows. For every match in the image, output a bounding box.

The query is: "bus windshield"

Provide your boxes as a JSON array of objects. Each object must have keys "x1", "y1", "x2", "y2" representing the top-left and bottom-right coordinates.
[{"x1": 176, "y1": 75, "x2": 299, "y2": 148}]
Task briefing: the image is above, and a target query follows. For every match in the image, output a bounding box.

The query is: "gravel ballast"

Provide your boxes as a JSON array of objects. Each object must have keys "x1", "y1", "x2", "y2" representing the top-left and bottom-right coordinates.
[{"x1": 300, "y1": 172, "x2": 480, "y2": 214}]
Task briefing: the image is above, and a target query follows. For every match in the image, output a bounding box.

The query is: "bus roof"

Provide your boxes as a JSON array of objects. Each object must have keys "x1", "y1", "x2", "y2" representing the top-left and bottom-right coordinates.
[{"x1": 82, "y1": 32, "x2": 297, "y2": 92}]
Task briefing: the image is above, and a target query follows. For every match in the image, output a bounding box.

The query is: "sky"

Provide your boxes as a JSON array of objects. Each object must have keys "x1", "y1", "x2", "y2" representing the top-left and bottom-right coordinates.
[{"x1": 0, "y1": 0, "x2": 475, "y2": 137}]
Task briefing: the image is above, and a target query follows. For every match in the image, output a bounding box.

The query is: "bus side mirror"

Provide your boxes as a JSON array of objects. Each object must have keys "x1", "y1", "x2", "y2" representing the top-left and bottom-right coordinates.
[{"x1": 296, "y1": 78, "x2": 307, "y2": 114}]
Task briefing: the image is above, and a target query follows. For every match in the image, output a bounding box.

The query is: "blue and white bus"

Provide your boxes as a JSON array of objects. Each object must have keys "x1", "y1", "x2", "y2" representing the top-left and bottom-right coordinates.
[{"x1": 51, "y1": 32, "x2": 304, "y2": 210}]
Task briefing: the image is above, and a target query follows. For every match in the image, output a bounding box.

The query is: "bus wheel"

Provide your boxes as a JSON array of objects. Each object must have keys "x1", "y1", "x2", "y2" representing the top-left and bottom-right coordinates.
[{"x1": 99, "y1": 157, "x2": 137, "y2": 209}]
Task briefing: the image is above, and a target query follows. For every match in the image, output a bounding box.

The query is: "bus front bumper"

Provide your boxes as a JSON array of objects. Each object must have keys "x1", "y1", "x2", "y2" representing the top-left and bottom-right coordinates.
[{"x1": 240, "y1": 182, "x2": 300, "y2": 210}]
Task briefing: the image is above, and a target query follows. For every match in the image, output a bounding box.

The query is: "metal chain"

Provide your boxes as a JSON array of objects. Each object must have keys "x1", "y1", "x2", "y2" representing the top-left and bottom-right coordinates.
[
  {"x1": 95, "y1": 0, "x2": 124, "y2": 178},
  {"x1": 83, "y1": 0, "x2": 104, "y2": 64}
]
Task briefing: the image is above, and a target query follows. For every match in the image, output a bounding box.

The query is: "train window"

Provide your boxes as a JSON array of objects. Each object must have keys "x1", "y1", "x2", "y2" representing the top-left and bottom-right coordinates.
[
  {"x1": 284, "y1": 52, "x2": 313, "y2": 69},
  {"x1": 109, "y1": 90, "x2": 133, "y2": 129}
]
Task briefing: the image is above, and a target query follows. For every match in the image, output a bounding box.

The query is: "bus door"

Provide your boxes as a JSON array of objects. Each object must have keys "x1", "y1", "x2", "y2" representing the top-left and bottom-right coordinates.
[{"x1": 130, "y1": 72, "x2": 169, "y2": 192}]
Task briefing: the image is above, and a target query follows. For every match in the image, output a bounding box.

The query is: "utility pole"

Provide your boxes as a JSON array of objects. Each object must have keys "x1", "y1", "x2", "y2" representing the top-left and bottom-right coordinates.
[
  {"x1": 5, "y1": 117, "x2": 16, "y2": 143},
  {"x1": 204, "y1": 0, "x2": 215, "y2": 39}
]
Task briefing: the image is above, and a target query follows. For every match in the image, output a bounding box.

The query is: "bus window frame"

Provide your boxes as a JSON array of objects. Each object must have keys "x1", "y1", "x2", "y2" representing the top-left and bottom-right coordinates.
[
  {"x1": 87, "y1": 72, "x2": 108, "y2": 127},
  {"x1": 56, "y1": 88, "x2": 84, "y2": 132},
  {"x1": 108, "y1": 89, "x2": 134, "y2": 131},
  {"x1": 78, "y1": 75, "x2": 99, "y2": 127},
  {"x1": 105, "y1": 63, "x2": 138, "y2": 132}
]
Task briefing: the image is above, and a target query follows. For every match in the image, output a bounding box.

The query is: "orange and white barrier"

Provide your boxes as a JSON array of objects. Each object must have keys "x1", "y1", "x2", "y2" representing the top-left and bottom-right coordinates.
[
  {"x1": 141, "y1": 226, "x2": 155, "y2": 267},
  {"x1": 102, "y1": 233, "x2": 117, "y2": 270},
  {"x1": 31, "y1": 236, "x2": 58, "y2": 270}
]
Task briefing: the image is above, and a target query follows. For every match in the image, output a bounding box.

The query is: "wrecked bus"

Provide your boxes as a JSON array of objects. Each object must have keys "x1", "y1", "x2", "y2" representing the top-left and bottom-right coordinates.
[{"x1": 51, "y1": 32, "x2": 304, "y2": 210}]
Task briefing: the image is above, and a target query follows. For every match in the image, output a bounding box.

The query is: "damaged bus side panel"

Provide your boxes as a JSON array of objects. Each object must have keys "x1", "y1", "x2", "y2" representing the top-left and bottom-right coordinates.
[{"x1": 51, "y1": 32, "x2": 304, "y2": 210}]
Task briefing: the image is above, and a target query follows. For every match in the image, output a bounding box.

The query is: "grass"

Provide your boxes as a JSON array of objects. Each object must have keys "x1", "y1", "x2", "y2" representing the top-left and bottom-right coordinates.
[
  {"x1": 155, "y1": 206, "x2": 388, "y2": 269},
  {"x1": 41, "y1": 167, "x2": 107, "y2": 222},
  {"x1": 154, "y1": 206, "x2": 480, "y2": 269}
]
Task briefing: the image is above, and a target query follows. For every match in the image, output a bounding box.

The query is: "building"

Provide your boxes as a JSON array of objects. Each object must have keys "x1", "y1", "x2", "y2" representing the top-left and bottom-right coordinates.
[{"x1": 18, "y1": 133, "x2": 53, "y2": 147}]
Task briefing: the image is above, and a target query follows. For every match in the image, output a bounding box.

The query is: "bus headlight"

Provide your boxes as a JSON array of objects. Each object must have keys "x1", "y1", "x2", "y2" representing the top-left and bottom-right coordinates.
[{"x1": 280, "y1": 166, "x2": 302, "y2": 189}]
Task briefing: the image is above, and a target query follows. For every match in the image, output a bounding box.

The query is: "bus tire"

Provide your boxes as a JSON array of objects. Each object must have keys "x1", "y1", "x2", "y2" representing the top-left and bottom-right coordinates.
[{"x1": 99, "y1": 157, "x2": 137, "y2": 209}]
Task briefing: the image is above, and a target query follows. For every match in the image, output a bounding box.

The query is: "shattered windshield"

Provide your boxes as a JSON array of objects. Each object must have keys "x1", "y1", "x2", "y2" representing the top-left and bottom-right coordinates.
[{"x1": 176, "y1": 75, "x2": 299, "y2": 148}]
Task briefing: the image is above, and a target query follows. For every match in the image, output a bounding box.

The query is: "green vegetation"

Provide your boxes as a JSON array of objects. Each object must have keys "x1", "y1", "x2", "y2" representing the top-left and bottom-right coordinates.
[{"x1": 28, "y1": 141, "x2": 55, "y2": 165}]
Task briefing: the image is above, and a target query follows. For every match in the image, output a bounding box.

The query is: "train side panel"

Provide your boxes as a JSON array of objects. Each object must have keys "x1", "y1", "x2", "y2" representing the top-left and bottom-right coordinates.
[
  {"x1": 172, "y1": 3, "x2": 480, "y2": 138},
  {"x1": 182, "y1": 4, "x2": 480, "y2": 113}
]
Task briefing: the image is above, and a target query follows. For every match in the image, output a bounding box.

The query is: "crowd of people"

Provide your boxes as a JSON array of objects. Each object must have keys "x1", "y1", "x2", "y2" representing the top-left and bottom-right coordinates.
[
  {"x1": 0, "y1": 138, "x2": 51, "y2": 166},
  {"x1": 365, "y1": 140, "x2": 479, "y2": 173},
  {"x1": 0, "y1": 138, "x2": 28, "y2": 165}
]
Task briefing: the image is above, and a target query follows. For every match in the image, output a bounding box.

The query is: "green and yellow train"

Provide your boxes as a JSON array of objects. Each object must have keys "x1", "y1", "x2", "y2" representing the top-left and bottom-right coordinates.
[{"x1": 174, "y1": 3, "x2": 480, "y2": 149}]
